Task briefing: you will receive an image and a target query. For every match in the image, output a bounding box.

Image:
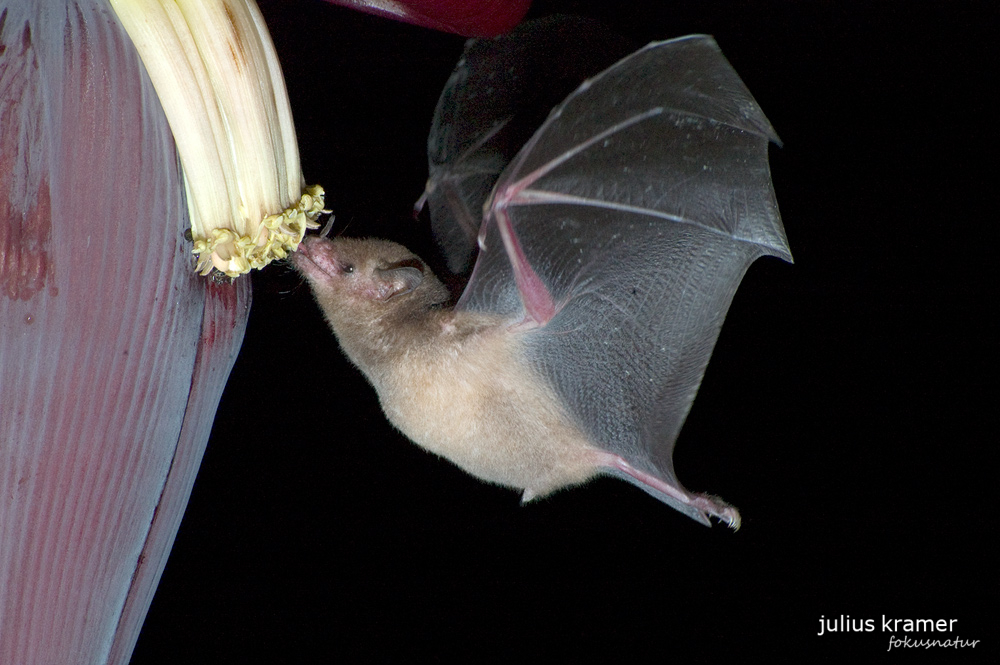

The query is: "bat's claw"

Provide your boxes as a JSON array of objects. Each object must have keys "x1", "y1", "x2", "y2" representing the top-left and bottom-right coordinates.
[
  {"x1": 690, "y1": 493, "x2": 741, "y2": 531},
  {"x1": 413, "y1": 186, "x2": 430, "y2": 219}
]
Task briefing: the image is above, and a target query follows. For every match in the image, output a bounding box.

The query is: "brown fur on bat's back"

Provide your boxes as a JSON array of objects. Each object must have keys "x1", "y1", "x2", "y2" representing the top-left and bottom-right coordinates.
[{"x1": 294, "y1": 237, "x2": 601, "y2": 499}]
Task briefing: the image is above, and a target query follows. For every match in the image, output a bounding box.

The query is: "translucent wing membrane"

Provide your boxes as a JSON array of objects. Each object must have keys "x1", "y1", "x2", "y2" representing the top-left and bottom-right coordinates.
[{"x1": 421, "y1": 16, "x2": 634, "y2": 273}]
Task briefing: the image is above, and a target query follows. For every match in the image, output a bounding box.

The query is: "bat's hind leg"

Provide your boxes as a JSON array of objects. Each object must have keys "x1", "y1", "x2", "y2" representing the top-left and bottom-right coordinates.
[{"x1": 599, "y1": 453, "x2": 742, "y2": 530}]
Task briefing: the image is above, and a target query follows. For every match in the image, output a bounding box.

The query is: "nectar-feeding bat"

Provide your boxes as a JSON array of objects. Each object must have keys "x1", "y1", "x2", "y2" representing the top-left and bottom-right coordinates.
[{"x1": 295, "y1": 24, "x2": 790, "y2": 528}]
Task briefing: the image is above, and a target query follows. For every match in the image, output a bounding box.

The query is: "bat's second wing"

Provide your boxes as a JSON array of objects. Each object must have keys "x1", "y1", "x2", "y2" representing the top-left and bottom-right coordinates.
[
  {"x1": 458, "y1": 35, "x2": 790, "y2": 525},
  {"x1": 419, "y1": 16, "x2": 633, "y2": 274}
]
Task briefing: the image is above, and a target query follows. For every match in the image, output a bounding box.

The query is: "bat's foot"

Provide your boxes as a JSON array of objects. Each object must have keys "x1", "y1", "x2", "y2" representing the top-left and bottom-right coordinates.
[{"x1": 689, "y1": 493, "x2": 741, "y2": 531}]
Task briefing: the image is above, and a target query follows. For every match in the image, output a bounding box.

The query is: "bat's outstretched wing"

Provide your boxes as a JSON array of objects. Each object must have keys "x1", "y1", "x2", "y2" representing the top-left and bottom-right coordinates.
[
  {"x1": 419, "y1": 16, "x2": 633, "y2": 274},
  {"x1": 437, "y1": 32, "x2": 790, "y2": 525}
]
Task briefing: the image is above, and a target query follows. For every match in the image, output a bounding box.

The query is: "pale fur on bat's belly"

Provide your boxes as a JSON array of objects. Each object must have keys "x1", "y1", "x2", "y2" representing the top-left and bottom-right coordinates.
[{"x1": 368, "y1": 317, "x2": 600, "y2": 498}]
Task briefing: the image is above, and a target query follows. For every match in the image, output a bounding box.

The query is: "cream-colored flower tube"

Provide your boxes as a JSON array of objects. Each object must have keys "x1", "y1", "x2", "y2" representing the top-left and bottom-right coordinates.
[{"x1": 110, "y1": 0, "x2": 325, "y2": 276}]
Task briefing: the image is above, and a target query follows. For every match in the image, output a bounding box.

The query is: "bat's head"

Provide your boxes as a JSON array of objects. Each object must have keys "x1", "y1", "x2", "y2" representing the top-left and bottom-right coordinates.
[{"x1": 293, "y1": 236, "x2": 448, "y2": 331}]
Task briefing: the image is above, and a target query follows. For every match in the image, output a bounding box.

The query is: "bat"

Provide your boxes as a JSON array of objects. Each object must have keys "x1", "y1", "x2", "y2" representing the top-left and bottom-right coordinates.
[{"x1": 294, "y1": 21, "x2": 790, "y2": 528}]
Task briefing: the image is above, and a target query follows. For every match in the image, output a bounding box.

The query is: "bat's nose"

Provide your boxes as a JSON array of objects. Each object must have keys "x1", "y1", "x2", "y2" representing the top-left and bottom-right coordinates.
[{"x1": 297, "y1": 235, "x2": 332, "y2": 259}]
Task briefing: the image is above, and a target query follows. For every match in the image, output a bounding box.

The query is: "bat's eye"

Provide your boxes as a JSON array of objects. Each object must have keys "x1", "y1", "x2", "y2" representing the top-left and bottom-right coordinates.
[{"x1": 341, "y1": 264, "x2": 355, "y2": 274}]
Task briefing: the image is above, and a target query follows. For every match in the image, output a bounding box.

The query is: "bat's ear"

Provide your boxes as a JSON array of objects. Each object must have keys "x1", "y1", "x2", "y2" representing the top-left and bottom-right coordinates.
[{"x1": 375, "y1": 259, "x2": 424, "y2": 300}]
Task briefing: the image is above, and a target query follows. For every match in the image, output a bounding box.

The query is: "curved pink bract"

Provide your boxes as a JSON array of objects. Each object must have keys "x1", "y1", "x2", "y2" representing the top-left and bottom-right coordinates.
[
  {"x1": 324, "y1": 0, "x2": 531, "y2": 36},
  {"x1": 0, "y1": 2, "x2": 250, "y2": 662}
]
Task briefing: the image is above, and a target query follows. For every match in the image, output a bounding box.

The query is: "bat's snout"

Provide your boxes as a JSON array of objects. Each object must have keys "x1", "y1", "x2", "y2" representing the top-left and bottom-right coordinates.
[{"x1": 293, "y1": 237, "x2": 352, "y2": 286}]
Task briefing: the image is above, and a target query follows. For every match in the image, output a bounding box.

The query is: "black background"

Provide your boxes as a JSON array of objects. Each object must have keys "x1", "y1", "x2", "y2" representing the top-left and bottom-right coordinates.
[{"x1": 132, "y1": 1, "x2": 995, "y2": 662}]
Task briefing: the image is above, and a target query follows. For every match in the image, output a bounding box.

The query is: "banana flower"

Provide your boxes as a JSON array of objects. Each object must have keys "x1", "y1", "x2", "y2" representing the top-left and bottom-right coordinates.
[
  {"x1": 0, "y1": 0, "x2": 316, "y2": 661},
  {"x1": 1, "y1": 0, "x2": 526, "y2": 662},
  {"x1": 110, "y1": 0, "x2": 326, "y2": 277}
]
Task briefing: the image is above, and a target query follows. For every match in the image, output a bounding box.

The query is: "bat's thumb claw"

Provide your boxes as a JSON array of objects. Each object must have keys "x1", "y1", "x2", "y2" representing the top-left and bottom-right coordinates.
[{"x1": 413, "y1": 188, "x2": 430, "y2": 219}]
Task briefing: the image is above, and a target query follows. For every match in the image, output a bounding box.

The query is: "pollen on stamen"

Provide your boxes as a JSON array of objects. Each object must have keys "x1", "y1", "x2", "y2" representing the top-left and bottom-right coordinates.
[{"x1": 192, "y1": 184, "x2": 328, "y2": 277}]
